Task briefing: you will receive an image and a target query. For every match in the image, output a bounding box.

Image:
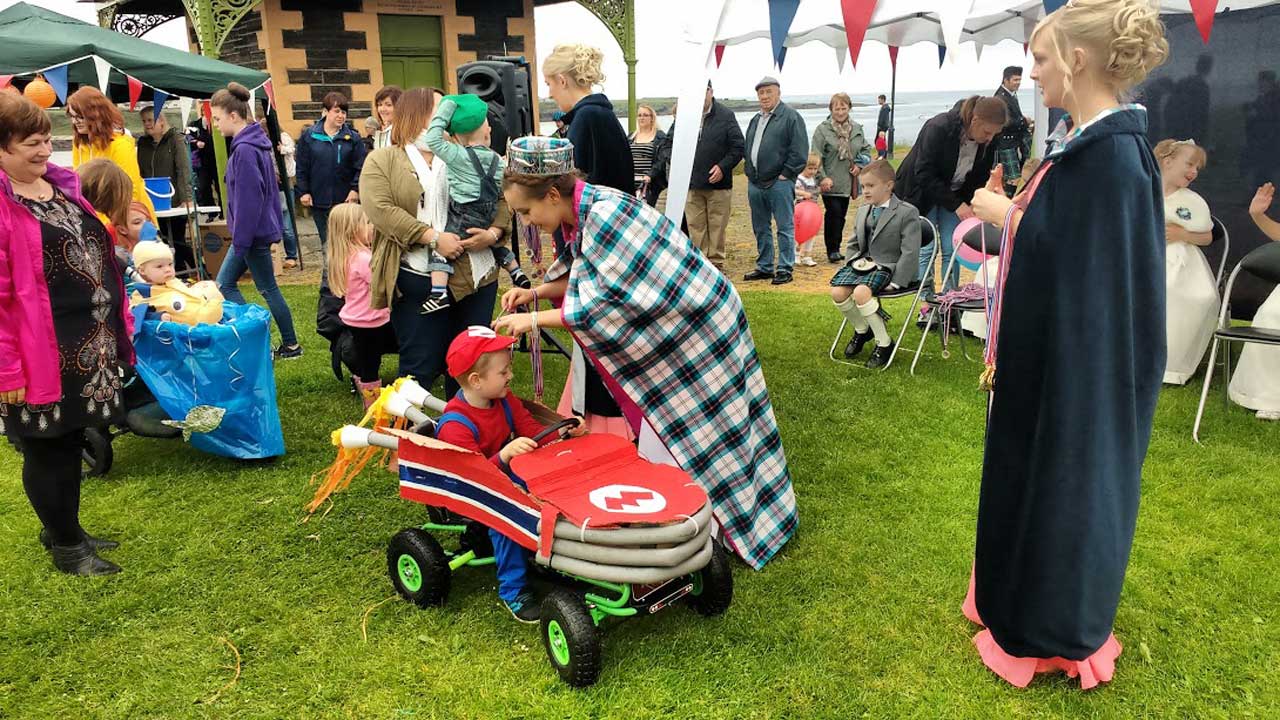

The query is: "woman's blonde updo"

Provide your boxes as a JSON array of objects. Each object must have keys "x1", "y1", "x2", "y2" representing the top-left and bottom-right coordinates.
[
  {"x1": 1033, "y1": 0, "x2": 1169, "y2": 94},
  {"x1": 543, "y1": 43, "x2": 606, "y2": 88}
]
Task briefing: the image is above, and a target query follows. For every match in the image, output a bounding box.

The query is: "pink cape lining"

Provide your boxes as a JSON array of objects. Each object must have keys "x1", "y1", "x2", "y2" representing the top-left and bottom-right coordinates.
[
  {"x1": 556, "y1": 374, "x2": 635, "y2": 441},
  {"x1": 963, "y1": 569, "x2": 1123, "y2": 690}
]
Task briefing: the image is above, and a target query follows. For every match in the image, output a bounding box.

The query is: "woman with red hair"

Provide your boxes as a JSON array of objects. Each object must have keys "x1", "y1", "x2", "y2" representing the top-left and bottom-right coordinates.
[{"x1": 67, "y1": 87, "x2": 155, "y2": 219}]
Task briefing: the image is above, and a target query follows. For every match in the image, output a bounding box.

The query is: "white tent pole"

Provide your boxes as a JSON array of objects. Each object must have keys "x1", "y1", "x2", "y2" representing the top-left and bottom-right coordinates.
[
  {"x1": 665, "y1": 0, "x2": 729, "y2": 225},
  {"x1": 1032, "y1": 79, "x2": 1048, "y2": 157}
]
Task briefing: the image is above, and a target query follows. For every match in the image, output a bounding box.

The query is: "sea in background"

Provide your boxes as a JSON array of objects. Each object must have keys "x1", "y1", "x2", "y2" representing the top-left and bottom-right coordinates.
[{"x1": 541, "y1": 88, "x2": 1036, "y2": 148}]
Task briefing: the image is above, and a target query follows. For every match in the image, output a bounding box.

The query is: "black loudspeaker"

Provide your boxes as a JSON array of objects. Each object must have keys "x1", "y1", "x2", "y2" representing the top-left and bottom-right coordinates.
[{"x1": 457, "y1": 58, "x2": 535, "y2": 155}]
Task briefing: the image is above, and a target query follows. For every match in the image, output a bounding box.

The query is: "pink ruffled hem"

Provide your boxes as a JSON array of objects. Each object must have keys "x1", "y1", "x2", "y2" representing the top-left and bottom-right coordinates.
[
  {"x1": 557, "y1": 375, "x2": 636, "y2": 441},
  {"x1": 962, "y1": 566, "x2": 1123, "y2": 690}
]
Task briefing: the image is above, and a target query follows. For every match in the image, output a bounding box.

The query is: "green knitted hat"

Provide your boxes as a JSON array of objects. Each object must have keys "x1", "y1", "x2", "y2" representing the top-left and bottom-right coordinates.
[{"x1": 445, "y1": 94, "x2": 490, "y2": 135}]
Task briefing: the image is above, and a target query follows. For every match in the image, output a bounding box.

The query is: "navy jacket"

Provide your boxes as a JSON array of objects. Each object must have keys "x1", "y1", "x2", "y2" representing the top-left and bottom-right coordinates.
[
  {"x1": 563, "y1": 93, "x2": 634, "y2": 194},
  {"x1": 225, "y1": 122, "x2": 283, "y2": 251},
  {"x1": 894, "y1": 100, "x2": 998, "y2": 215},
  {"x1": 974, "y1": 107, "x2": 1165, "y2": 660},
  {"x1": 295, "y1": 119, "x2": 367, "y2": 209},
  {"x1": 655, "y1": 99, "x2": 745, "y2": 192},
  {"x1": 743, "y1": 101, "x2": 808, "y2": 189}
]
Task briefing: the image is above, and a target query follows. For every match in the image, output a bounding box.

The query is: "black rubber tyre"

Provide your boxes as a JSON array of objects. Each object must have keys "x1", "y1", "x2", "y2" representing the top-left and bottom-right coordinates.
[
  {"x1": 689, "y1": 541, "x2": 734, "y2": 617},
  {"x1": 540, "y1": 588, "x2": 602, "y2": 688},
  {"x1": 459, "y1": 521, "x2": 494, "y2": 559},
  {"x1": 81, "y1": 427, "x2": 113, "y2": 478},
  {"x1": 387, "y1": 528, "x2": 451, "y2": 608}
]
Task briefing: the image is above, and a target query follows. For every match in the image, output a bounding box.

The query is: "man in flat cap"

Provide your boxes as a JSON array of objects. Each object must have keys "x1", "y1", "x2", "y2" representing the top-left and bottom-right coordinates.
[{"x1": 742, "y1": 76, "x2": 808, "y2": 285}]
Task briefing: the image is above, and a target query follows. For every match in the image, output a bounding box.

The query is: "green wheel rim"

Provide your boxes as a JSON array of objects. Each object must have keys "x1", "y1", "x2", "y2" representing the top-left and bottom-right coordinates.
[
  {"x1": 547, "y1": 620, "x2": 570, "y2": 666},
  {"x1": 397, "y1": 554, "x2": 423, "y2": 593},
  {"x1": 691, "y1": 571, "x2": 704, "y2": 596}
]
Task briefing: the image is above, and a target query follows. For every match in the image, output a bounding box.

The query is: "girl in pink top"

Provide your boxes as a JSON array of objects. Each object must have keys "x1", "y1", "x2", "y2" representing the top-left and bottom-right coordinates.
[{"x1": 325, "y1": 204, "x2": 397, "y2": 406}]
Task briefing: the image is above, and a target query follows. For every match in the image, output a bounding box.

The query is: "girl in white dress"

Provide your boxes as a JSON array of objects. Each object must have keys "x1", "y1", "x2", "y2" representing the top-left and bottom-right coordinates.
[
  {"x1": 1156, "y1": 139, "x2": 1218, "y2": 385},
  {"x1": 1230, "y1": 182, "x2": 1280, "y2": 421}
]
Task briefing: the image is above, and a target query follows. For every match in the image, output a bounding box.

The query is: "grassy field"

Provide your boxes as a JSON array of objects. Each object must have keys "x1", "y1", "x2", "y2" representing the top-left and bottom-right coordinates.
[{"x1": 2, "y1": 282, "x2": 1278, "y2": 719}]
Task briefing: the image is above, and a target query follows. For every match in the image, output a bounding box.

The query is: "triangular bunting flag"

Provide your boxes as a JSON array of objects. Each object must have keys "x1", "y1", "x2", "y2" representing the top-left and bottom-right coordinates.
[
  {"x1": 835, "y1": 45, "x2": 847, "y2": 73},
  {"x1": 839, "y1": 0, "x2": 879, "y2": 68},
  {"x1": 201, "y1": 99, "x2": 212, "y2": 125},
  {"x1": 249, "y1": 87, "x2": 257, "y2": 119},
  {"x1": 1043, "y1": 0, "x2": 1068, "y2": 12},
  {"x1": 0, "y1": 75, "x2": 12, "y2": 89},
  {"x1": 767, "y1": 0, "x2": 801, "y2": 69},
  {"x1": 974, "y1": 42, "x2": 984, "y2": 64},
  {"x1": 888, "y1": 45, "x2": 899, "y2": 72},
  {"x1": 45, "y1": 64, "x2": 68, "y2": 104},
  {"x1": 127, "y1": 76, "x2": 143, "y2": 110},
  {"x1": 936, "y1": 1, "x2": 973, "y2": 58},
  {"x1": 714, "y1": 44, "x2": 725, "y2": 68},
  {"x1": 152, "y1": 90, "x2": 169, "y2": 120},
  {"x1": 263, "y1": 79, "x2": 276, "y2": 113},
  {"x1": 1190, "y1": 0, "x2": 1218, "y2": 43},
  {"x1": 92, "y1": 56, "x2": 112, "y2": 94},
  {"x1": 179, "y1": 96, "x2": 194, "y2": 129},
  {"x1": 938, "y1": 44, "x2": 947, "y2": 68},
  {"x1": 1022, "y1": 42, "x2": 1029, "y2": 56}
]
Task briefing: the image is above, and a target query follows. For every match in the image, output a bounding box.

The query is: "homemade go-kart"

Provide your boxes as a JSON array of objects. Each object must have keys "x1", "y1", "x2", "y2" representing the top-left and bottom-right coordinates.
[{"x1": 325, "y1": 378, "x2": 733, "y2": 687}]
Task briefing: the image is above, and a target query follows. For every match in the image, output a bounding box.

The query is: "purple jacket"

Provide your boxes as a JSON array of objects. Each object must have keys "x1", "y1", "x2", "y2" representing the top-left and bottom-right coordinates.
[{"x1": 226, "y1": 122, "x2": 282, "y2": 252}]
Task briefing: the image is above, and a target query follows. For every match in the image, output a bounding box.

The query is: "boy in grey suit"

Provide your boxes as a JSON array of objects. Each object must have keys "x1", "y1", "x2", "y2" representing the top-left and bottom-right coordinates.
[{"x1": 830, "y1": 160, "x2": 922, "y2": 368}]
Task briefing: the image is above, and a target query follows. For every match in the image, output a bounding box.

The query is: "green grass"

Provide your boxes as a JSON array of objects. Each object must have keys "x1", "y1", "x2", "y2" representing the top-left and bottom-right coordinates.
[{"x1": 2, "y1": 284, "x2": 1278, "y2": 718}]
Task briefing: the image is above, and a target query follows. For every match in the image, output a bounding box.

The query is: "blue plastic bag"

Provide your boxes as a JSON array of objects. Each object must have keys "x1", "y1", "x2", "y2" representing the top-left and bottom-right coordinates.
[{"x1": 131, "y1": 302, "x2": 286, "y2": 459}]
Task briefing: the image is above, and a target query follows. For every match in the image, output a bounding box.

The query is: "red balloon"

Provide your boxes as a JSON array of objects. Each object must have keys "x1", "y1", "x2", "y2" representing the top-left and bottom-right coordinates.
[{"x1": 794, "y1": 200, "x2": 822, "y2": 245}]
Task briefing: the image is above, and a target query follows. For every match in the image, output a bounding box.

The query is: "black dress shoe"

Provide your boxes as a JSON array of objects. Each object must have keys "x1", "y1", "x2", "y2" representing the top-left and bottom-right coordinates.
[
  {"x1": 39, "y1": 527, "x2": 119, "y2": 552},
  {"x1": 50, "y1": 542, "x2": 121, "y2": 576},
  {"x1": 743, "y1": 269, "x2": 773, "y2": 281},
  {"x1": 771, "y1": 271, "x2": 793, "y2": 285},
  {"x1": 843, "y1": 330, "x2": 873, "y2": 359},
  {"x1": 866, "y1": 342, "x2": 895, "y2": 370},
  {"x1": 828, "y1": 252, "x2": 844, "y2": 263}
]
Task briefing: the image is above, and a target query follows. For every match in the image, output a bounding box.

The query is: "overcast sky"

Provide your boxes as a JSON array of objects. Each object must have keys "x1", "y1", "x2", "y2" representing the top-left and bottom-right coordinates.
[{"x1": 8, "y1": 0, "x2": 1030, "y2": 99}]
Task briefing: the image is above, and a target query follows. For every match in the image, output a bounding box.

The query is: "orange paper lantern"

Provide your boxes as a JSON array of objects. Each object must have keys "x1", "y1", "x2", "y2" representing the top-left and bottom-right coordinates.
[{"x1": 24, "y1": 77, "x2": 56, "y2": 109}]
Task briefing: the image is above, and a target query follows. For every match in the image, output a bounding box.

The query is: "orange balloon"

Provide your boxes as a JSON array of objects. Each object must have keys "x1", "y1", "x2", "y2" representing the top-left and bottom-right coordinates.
[{"x1": 23, "y1": 77, "x2": 56, "y2": 109}]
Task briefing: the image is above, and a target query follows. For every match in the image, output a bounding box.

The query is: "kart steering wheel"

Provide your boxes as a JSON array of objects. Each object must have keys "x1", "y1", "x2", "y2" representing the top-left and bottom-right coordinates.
[{"x1": 531, "y1": 417, "x2": 582, "y2": 444}]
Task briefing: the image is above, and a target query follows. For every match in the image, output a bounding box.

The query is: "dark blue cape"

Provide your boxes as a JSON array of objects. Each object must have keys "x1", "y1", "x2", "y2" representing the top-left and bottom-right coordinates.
[{"x1": 974, "y1": 107, "x2": 1166, "y2": 660}]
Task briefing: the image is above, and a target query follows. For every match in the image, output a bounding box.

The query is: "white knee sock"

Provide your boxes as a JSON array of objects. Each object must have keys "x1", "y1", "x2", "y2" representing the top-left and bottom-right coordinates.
[
  {"x1": 859, "y1": 298, "x2": 891, "y2": 346},
  {"x1": 835, "y1": 296, "x2": 869, "y2": 332}
]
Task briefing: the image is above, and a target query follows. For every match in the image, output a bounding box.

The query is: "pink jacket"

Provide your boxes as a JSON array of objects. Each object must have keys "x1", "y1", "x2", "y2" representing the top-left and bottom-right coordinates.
[{"x1": 0, "y1": 164, "x2": 135, "y2": 404}]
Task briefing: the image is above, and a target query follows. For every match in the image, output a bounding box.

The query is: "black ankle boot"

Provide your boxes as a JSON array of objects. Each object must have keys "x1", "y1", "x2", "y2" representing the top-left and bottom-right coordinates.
[
  {"x1": 49, "y1": 542, "x2": 121, "y2": 576},
  {"x1": 39, "y1": 528, "x2": 119, "y2": 552}
]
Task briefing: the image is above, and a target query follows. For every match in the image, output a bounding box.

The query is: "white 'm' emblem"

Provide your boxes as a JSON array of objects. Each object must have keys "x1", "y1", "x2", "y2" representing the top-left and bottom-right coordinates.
[
  {"x1": 588, "y1": 484, "x2": 667, "y2": 514},
  {"x1": 467, "y1": 325, "x2": 497, "y2": 339}
]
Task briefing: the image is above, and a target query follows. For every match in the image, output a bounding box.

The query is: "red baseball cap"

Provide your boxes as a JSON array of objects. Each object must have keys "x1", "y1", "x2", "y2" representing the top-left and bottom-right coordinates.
[{"x1": 446, "y1": 325, "x2": 517, "y2": 377}]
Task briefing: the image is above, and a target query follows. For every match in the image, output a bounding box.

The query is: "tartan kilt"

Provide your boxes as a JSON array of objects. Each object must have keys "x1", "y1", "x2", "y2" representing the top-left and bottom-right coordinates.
[{"x1": 831, "y1": 264, "x2": 892, "y2": 291}]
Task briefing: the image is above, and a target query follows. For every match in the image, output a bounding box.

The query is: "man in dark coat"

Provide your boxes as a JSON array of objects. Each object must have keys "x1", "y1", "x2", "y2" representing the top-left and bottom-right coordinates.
[
  {"x1": 652, "y1": 82, "x2": 744, "y2": 270},
  {"x1": 743, "y1": 76, "x2": 808, "y2": 286},
  {"x1": 994, "y1": 66, "x2": 1031, "y2": 197}
]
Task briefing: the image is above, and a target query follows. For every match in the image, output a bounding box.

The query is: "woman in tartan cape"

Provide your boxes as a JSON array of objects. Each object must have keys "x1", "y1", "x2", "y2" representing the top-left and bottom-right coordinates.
[{"x1": 493, "y1": 137, "x2": 797, "y2": 569}]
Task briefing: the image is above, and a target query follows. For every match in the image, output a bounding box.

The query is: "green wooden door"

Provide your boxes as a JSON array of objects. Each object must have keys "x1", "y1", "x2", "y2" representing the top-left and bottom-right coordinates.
[{"x1": 379, "y1": 15, "x2": 444, "y2": 89}]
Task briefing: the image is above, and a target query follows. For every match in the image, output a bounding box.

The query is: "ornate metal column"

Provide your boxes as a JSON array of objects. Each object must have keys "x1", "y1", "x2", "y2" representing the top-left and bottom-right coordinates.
[
  {"x1": 179, "y1": 0, "x2": 263, "y2": 58},
  {"x1": 573, "y1": 0, "x2": 637, "y2": 132}
]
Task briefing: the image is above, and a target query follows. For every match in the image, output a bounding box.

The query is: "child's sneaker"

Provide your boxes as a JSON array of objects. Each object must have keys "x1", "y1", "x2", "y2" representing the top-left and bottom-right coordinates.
[
  {"x1": 509, "y1": 267, "x2": 532, "y2": 289},
  {"x1": 505, "y1": 591, "x2": 541, "y2": 623},
  {"x1": 274, "y1": 343, "x2": 303, "y2": 360},
  {"x1": 800, "y1": 256, "x2": 818, "y2": 267},
  {"x1": 420, "y1": 293, "x2": 451, "y2": 315}
]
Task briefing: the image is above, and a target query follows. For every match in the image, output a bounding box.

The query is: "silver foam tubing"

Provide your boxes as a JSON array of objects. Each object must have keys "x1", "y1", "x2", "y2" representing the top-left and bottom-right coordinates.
[
  {"x1": 547, "y1": 522, "x2": 711, "y2": 568},
  {"x1": 535, "y1": 536, "x2": 713, "y2": 585},
  {"x1": 547, "y1": 501, "x2": 713, "y2": 547}
]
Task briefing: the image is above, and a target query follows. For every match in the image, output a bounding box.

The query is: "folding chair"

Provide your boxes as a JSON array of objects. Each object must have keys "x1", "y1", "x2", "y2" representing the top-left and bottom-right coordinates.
[
  {"x1": 1210, "y1": 216, "x2": 1232, "y2": 290},
  {"x1": 828, "y1": 217, "x2": 939, "y2": 370},
  {"x1": 910, "y1": 222, "x2": 1002, "y2": 375},
  {"x1": 1193, "y1": 242, "x2": 1280, "y2": 443}
]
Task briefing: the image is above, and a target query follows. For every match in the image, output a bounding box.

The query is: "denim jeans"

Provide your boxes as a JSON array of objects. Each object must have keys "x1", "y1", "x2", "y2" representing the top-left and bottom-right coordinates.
[
  {"x1": 280, "y1": 190, "x2": 299, "y2": 261},
  {"x1": 312, "y1": 206, "x2": 331, "y2": 250},
  {"x1": 918, "y1": 205, "x2": 961, "y2": 292},
  {"x1": 747, "y1": 181, "x2": 796, "y2": 274},
  {"x1": 216, "y1": 243, "x2": 298, "y2": 347}
]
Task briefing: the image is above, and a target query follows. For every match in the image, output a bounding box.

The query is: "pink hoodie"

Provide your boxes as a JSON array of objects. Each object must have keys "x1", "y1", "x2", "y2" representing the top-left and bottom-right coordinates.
[{"x1": 0, "y1": 163, "x2": 135, "y2": 404}]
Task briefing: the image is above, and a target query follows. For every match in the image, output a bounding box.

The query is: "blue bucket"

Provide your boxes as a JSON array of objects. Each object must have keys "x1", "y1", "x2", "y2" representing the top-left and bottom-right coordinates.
[{"x1": 144, "y1": 177, "x2": 174, "y2": 212}]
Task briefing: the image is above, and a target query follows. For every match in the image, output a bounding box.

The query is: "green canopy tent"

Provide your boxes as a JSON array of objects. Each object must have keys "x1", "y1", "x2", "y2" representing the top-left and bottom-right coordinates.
[{"x1": 0, "y1": 2, "x2": 267, "y2": 100}]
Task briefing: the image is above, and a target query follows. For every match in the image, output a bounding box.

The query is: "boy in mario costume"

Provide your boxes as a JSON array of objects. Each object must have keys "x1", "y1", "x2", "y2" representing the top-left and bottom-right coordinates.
[{"x1": 436, "y1": 326, "x2": 586, "y2": 622}]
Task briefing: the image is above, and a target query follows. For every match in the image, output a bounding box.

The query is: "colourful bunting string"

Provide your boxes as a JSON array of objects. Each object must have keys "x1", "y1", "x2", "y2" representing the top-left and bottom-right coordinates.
[
  {"x1": 1043, "y1": 0, "x2": 1068, "y2": 12},
  {"x1": 840, "y1": 0, "x2": 879, "y2": 68},
  {"x1": 938, "y1": 44, "x2": 947, "y2": 68},
  {"x1": 1190, "y1": 0, "x2": 1218, "y2": 43},
  {"x1": 888, "y1": 45, "x2": 899, "y2": 72},
  {"x1": 152, "y1": 90, "x2": 169, "y2": 120},
  {"x1": 127, "y1": 75, "x2": 143, "y2": 110},
  {"x1": 767, "y1": 0, "x2": 800, "y2": 69},
  {"x1": 92, "y1": 56, "x2": 112, "y2": 94},
  {"x1": 179, "y1": 96, "x2": 194, "y2": 129},
  {"x1": 0, "y1": 74, "x2": 12, "y2": 89},
  {"x1": 263, "y1": 79, "x2": 276, "y2": 113},
  {"x1": 714, "y1": 44, "x2": 725, "y2": 68},
  {"x1": 44, "y1": 64, "x2": 67, "y2": 104}
]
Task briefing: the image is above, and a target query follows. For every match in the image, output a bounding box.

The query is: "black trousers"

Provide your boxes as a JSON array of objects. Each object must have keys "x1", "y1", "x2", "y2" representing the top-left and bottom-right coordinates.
[
  {"x1": 20, "y1": 430, "x2": 85, "y2": 546},
  {"x1": 158, "y1": 216, "x2": 196, "y2": 274},
  {"x1": 346, "y1": 323, "x2": 399, "y2": 380},
  {"x1": 391, "y1": 269, "x2": 498, "y2": 398},
  {"x1": 822, "y1": 195, "x2": 851, "y2": 257}
]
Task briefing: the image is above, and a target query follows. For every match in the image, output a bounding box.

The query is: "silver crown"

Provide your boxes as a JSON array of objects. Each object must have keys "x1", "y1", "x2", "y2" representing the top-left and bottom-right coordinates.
[{"x1": 506, "y1": 136, "x2": 576, "y2": 175}]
